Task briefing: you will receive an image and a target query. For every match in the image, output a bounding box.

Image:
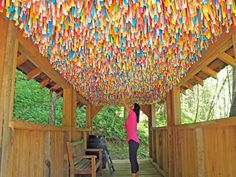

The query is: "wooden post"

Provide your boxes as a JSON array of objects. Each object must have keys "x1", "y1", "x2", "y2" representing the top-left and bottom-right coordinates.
[
  {"x1": 230, "y1": 29, "x2": 236, "y2": 116},
  {"x1": 166, "y1": 87, "x2": 181, "y2": 177},
  {"x1": 140, "y1": 104, "x2": 156, "y2": 159},
  {"x1": 148, "y1": 104, "x2": 156, "y2": 159},
  {"x1": 91, "y1": 105, "x2": 103, "y2": 119},
  {"x1": 140, "y1": 104, "x2": 150, "y2": 157},
  {"x1": 231, "y1": 29, "x2": 236, "y2": 65},
  {"x1": 71, "y1": 89, "x2": 77, "y2": 141},
  {"x1": 0, "y1": 17, "x2": 18, "y2": 177},
  {"x1": 85, "y1": 105, "x2": 102, "y2": 135},
  {"x1": 63, "y1": 86, "x2": 76, "y2": 177},
  {"x1": 63, "y1": 87, "x2": 72, "y2": 133},
  {"x1": 151, "y1": 104, "x2": 157, "y2": 161},
  {"x1": 86, "y1": 104, "x2": 93, "y2": 134}
]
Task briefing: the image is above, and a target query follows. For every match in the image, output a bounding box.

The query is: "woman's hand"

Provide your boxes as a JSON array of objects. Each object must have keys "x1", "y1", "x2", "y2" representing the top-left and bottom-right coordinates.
[{"x1": 121, "y1": 92, "x2": 125, "y2": 99}]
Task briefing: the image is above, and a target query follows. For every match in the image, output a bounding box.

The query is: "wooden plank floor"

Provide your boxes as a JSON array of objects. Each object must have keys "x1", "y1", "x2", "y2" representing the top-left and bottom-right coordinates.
[{"x1": 102, "y1": 159, "x2": 163, "y2": 177}]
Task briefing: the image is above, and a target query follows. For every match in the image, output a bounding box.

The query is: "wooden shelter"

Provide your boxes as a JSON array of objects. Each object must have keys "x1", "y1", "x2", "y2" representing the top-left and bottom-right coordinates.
[{"x1": 1, "y1": 2, "x2": 236, "y2": 177}]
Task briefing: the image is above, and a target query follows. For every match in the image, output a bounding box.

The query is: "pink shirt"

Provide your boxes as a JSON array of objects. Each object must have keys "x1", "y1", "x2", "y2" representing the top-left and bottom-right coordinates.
[{"x1": 124, "y1": 109, "x2": 140, "y2": 144}]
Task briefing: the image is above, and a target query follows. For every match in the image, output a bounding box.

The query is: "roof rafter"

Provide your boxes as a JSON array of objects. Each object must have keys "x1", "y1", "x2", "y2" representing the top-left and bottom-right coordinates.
[
  {"x1": 182, "y1": 81, "x2": 193, "y2": 91},
  {"x1": 232, "y1": 29, "x2": 236, "y2": 62},
  {"x1": 201, "y1": 66, "x2": 217, "y2": 79},
  {"x1": 58, "y1": 90, "x2": 63, "y2": 96},
  {"x1": 40, "y1": 78, "x2": 50, "y2": 88},
  {"x1": 217, "y1": 52, "x2": 236, "y2": 68},
  {"x1": 50, "y1": 84, "x2": 61, "y2": 91},
  {"x1": 177, "y1": 28, "x2": 233, "y2": 87},
  {"x1": 27, "y1": 68, "x2": 41, "y2": 80},
  {"x1": 17, "y1": 30, "x2": 70, "y2": 88},
  {"x1": 193, "y1": 75, "x2": 204, "y2": 86},
  {"x1": 16, "y1": 30, "x2": 89, "y2": 105},
  {"x1": 16, "y1": 54, "x2": 27, "y2": 67}
]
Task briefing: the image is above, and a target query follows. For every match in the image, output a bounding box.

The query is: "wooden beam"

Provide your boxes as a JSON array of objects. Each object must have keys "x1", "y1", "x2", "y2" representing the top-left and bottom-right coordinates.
[
  {"x1": 180, "y1": 87, "x2": 186, "y2": 95},
  {"x1": 40, "y1": 78, "x2": 50, "y2": 88},
  {"x1": 16, "y1": 30, "x2": 70, "y2": 88},
  {"x1": 193, "y1": 75, "x2": 204, "y2": 86},
  {"x1": 63, "y1": 87, "x2": 73, "y2": 128},
  {"x1": 50, "y1": 84, "x2": 61, "y2": 91},
  {"x1": 58, "y1": 90, "x2": 63, "y2": 96},
  {"x1": 182, "y1": 81, "x2": 193, "y2": 91},
  {"x1": 171, "y1": 87, "x2": 181, "y2": 124},
  {"x1": 16, "y1": 54, "x2": 27, "y2": 67},
  {"x1": 218, "y1": 52, "x2": 236, "y2": 68},
  {"x1": 71, "y1": 88, "x2": 77, "y2": 141},
  {"x1": 91, "y1": 105, "x2": 103, "y2": 119},
  {"x1": 63, "y1": 86, "x2": 78, "y2": 142},
  {"x1": 27, "y1": 67, "x2": 41, "y2": 80},
  {"x1": 166, "y1": 87, "x2": 181, "y2": 126},
  {"x1": 0, "y1": 17, "x2": 18, "y2": 177},
  {"x1": 77, "y1": 93, "x2": 89, "y2": 105},
  {"x1": 201, "y1": 66, "x2": 217, "y2": 79},
  {"x1": 232, "y1": 29, "x2": 236, "y2": 63},
  {"x1": 149, "y1": 104, "x2": 156, "y2": 159},
  {"x1": 86, "y1": 104, "x2": 93, "y2": 134},
  {"x1": 77, "y1": 101, "x2": 84, "y2": 107},
  {"x1": 166, "y1": 87, "x2": 181, "y2": 177},
  {"x1": 9, "y1": 120, "x2": 70, "y2": 132},
  {"x1": 166, "y1": 92, "x2": 174, "y2": 177},
  {"x1": 140, "y1": 104, "x2": 151, "y2": 118},
  {"x1": 178, "y1": 29, "x2": 233, "y2": 87}
]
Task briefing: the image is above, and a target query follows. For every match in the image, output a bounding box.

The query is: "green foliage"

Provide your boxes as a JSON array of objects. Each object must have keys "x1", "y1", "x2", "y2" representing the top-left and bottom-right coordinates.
[
  {"x1": 93, "y1": 106, "x2": 126, "y2": 141},
  {"x1": 181, "y1": 65, "x2": 233, "y2": 123},
  {"x1": 13, "y1": 70, "x2": 63, "y2": 125},
  {"x1": 76, "y1": 106, "x2": 87, "y2": 127},
  {"x1": 155, "y1": 104, "x2": 167, "y2": 127}
]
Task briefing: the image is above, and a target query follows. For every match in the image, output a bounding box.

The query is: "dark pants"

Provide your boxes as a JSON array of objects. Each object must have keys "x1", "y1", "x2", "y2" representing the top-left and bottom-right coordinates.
[{"x1": 128, "y1": 140, "x2": 139, "y2": 173}]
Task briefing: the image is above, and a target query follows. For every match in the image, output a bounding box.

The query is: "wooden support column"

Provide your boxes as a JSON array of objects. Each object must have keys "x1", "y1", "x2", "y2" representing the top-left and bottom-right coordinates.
[
  {"x1": 63, "y1": 86, "x2": 77, "y2": 177},
  {"x1": 140, "y1": 104, "x2": 156, "y2": 159},
  {"x1": 230, "y1": 29, "x2": 236, "y2": 116},
  {"x1": 71, "y1": 89, "x2": 77, "y2": 141},
  {"x1": 150, "y1": 104, "x2": 156, "y2": 160},
  {"x1": 63, "y1": 86, "x2": 77, "y2": 141},
  {"x1": 0, "y1": 17, "x2": 18, "y2": 177},
  {"x1": 86, "y1": 105, "x2": 103, "y2": 135},
  {"x1": 166, "y1": 87, "x2": 181, "y2": 177},
  {"x1": 91, "y1": 105, "x2": 103, "y2": 119},
  {"x1": 86, "y1": 104, "x2": 93, "y2": 134}
]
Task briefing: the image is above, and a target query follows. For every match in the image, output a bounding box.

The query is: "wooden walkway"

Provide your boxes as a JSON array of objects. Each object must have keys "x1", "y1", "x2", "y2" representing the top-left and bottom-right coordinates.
[{"x1": 102, "y1": 159, "x2": 163, "y2": 177}]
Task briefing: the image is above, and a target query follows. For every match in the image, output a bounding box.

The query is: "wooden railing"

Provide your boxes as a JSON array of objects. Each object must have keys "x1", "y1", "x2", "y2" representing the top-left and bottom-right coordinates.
[
  {"x1": 7, "y1": 119, "x2": 90, "y2": 177},
  {"x1": 151, "y1": 117, "x2": 236, "y2": 177}
]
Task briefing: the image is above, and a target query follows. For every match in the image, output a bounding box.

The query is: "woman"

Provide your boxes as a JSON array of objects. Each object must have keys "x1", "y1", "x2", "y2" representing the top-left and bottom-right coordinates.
[{"x1": 122, "y1": 93, "x2": 140, "y2": 177}]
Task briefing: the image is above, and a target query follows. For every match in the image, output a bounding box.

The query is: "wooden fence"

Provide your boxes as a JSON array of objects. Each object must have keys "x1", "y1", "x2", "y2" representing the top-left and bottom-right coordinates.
[
  {"x1": 6, "y1": 120, "x2": 89, "y2": 177},
  {"x1": 151, "y1": 117, "x2": 236, "y2": 177}
]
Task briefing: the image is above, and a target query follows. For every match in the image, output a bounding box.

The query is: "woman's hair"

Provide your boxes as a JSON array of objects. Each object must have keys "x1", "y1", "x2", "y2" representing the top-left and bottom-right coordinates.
[{"x1": 133, "y1": 103, "x2": 140, "y2": 123}]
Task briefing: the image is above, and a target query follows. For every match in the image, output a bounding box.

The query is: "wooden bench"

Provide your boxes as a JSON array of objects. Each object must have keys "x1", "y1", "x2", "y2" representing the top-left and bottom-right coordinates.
[{"x1": 66, "y1": 140, "x2": 103, "y2": 177}]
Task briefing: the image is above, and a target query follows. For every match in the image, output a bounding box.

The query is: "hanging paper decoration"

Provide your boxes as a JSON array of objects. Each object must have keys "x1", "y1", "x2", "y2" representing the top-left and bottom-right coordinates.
[{"x1": 1, "y1": 0, "x2": 236, "y2": 105}]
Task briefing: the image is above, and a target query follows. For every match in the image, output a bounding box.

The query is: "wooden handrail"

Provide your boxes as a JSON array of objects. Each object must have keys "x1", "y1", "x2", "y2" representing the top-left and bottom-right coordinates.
[
  {"x1": 9, "y1": 120, "x2": 70, "y2": 131},
  {"x1": 152, "y1": 116, "x2": 236, "y2": 130},
  {"x1": 9, "y1": 119, "x2": 92, "y2": 132}
]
